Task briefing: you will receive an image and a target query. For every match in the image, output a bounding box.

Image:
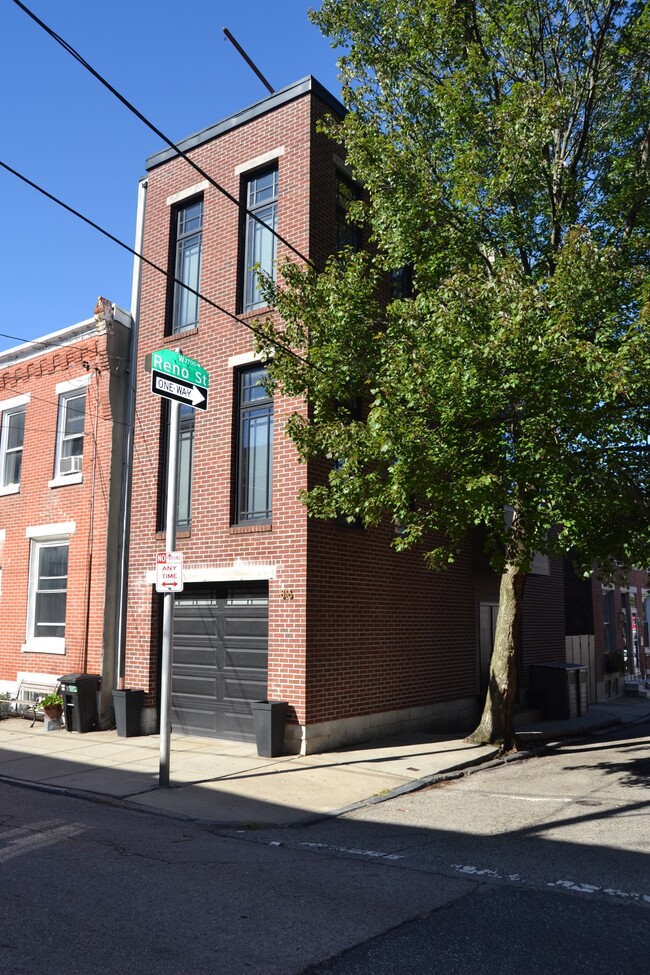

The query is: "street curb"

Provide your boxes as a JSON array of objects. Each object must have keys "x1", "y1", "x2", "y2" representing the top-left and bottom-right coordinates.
[{"x1": 0, "y1": 710, "x2": 646, "y2": 831}]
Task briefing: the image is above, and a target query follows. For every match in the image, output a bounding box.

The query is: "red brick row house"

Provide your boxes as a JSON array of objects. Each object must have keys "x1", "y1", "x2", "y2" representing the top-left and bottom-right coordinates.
[
  {"x1": 122, "y1": 77, "x2": 580, "y2": 753},
  {"x1": 0, "y1": 303, "x2": 132, "y2": 720}
]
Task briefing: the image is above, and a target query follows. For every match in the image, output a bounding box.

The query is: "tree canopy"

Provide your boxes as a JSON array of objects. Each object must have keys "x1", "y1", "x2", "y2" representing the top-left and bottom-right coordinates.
[{"x1": 258, "y1": 0, "x2": 650, "y2": 747}]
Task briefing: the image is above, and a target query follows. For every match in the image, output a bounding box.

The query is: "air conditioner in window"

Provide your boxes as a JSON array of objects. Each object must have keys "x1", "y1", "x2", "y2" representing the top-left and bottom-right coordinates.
[{"x1": 59, "y1": 455, "x2": 83, "y2": 475}]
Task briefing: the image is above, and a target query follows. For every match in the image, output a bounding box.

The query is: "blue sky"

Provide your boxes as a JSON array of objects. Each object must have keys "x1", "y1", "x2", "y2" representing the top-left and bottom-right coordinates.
[{"x1": 0, "y1": 0, "x2": 342, "y2": 351}]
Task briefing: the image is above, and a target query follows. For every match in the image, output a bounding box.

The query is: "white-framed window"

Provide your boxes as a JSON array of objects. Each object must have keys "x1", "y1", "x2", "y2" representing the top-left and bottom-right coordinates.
[
  {"x1": 0, "y1": 394, "x2": 29, "y2": 495},
  {"x1": 23, "y1": 522, "x2": 75, "y2": 654},
  {"x1": 51, "y1": 377, "x2": 90, "y2": 485}
]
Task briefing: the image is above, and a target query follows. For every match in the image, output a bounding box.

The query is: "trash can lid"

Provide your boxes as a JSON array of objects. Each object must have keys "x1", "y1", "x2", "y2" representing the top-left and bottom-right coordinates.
[{"x1": 58, "y1": 673, "x2": 102, "y2": 684}]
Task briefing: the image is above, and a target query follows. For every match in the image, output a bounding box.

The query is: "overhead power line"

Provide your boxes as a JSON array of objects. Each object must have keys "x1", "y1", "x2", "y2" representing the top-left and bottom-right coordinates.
[{"x1": 11, "y1": 0, "x2": 313, "y2": 268}]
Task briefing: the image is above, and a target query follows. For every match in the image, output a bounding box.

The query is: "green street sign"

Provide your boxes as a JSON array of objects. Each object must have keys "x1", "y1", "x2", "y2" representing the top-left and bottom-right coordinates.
[{"x1": 148, "y1": 349, "x2": 210, "y2": 389}]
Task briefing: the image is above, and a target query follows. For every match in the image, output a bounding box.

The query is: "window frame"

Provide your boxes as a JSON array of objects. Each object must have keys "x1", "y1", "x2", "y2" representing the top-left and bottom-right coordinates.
[
  {"x1": 171, "y1": 196, "x2": 204, "y2": 335},
  {"x1": 335, "y1": 170, "x2": 362, "y2": 253},
  {"x1": 159, "y1": 401, "x2": 195, "y2": 532},
  {"x1": 241, "y1": 166, "x2": 278, "y2": 313},
  {"x1": 0, "y1": 394, "x2": 28, "y2": 494},
  {"x1": 602, "y1": 587, "x2": 616, "y2": 653},
  {"x1": 233, "y1": 364, "x2": 274, "y2": 525},
  {"x1": 23, "y1": 525, "x2": 74, "y2": 654},
  {"x1": 53, "y1": 385, "x2": 87, "y2": 482}
]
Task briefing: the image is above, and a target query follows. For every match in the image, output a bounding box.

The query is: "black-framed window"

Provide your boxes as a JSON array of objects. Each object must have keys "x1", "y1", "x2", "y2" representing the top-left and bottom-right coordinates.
[
  {"x1": 172, "y1": 199, "x2": 203, "y2": 334},
  {"x1": 335, "y1": 172, "x2": 362, "y2": 253},
  {"x1": 334, "y1": 397, "x2": 364, "y2": 529},
  {"x1": 603, "y1": 588, "x2": 616, "y2": 652},
  {"x1": 242, "y1": 168, "x2": 278, "y2": 312},
  {"x1": 234, "y1": 365, "x2": 273, "y2": 523},
  {"x1": 390, "y1": 266, "x2": 414, "y2": 299},
  {"x1": 159, "y1": 402, "x2": 195, "y2": 531}
]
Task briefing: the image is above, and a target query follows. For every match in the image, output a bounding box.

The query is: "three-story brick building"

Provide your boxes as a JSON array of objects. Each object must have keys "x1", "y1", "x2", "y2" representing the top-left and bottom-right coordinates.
[{"x1": 124, "y1": 77, "x2": 568, "y2": 753}]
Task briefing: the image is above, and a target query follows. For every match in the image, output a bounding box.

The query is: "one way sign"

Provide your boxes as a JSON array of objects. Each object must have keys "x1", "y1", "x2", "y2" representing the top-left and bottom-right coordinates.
[{"x1": 151, "y1": 370, "x2": 208, "y2": 410}]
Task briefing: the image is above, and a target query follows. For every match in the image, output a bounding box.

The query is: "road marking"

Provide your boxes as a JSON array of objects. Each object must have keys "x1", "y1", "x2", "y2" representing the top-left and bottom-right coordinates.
[
  {"x1": 300, "y1": 841, "x2": 403, "y2": 860},
  {"x1": 548, "y1": 879, "x2": 650, "y2": 903},
  {"x1": 0, "y1": 823, "x2": 83, "y2": 863},
  {"x1": 485, "y1": 793, "x2": 573, "y2": 802},
  {"x1": 451, "y1": 864, "x2": 650, "y2": 905}
]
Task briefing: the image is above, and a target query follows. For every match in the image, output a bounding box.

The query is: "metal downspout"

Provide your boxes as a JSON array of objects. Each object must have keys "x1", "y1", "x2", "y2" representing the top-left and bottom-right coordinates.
[{"x1": 115, "y1": 176, "x2": 148, "y2": 689}]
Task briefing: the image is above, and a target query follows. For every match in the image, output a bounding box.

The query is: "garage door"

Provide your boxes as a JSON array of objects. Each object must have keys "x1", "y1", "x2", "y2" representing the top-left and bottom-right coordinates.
[{"x1": 172, "y1": 582, "x2": 268, "y2": 741}]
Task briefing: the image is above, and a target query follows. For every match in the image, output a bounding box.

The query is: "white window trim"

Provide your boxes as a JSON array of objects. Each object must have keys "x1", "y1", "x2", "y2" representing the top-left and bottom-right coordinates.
[
  {"x1": 235, "y1": 147, "x2": 284, "y2": 176},
  {"x1": 49, "y1": 472, "x2": 83, "y2": 489},
  {"x1": 228, "y1": 350, "x2": 271, "y2": 369},
  {"x1": 166, "y1": 181, "x2": 209, "y2": 207},
  {"x1": 0, "y1": 393, "x2": 29, "y2": 493},
  {"x1": 22, "y1": 528, "x2": 73, "y2": 655},
  {"x1": 0, "y1": 393, "x2": 30, "y2": 411},
  {"x1": 26, "y1": 522, "x2": 75, "y2": 539},
  {"x1": 55, "y1": 375, "x2": 91, "y2": 396},
  {"x1": 53, "y1": 378, "x2": 89, "y2": 484},
  {"x1": 145, "y1": 563, "x2": 277, "y2": 585}
]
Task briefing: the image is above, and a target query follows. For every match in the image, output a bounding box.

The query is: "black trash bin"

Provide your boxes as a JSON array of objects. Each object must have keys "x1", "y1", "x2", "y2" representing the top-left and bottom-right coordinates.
[
  {"x1": 251, "y1": 700, "x2": 288, "y2": 757},
  {"x1": 530, "y1": 663, "x2": 588, "y2": 720},
  {"x1": 112, "y1": 689, "x2": 144, "y2": 737},
  {"x1": 59, "y1": 673, "x2": 101, "y2": 733}
]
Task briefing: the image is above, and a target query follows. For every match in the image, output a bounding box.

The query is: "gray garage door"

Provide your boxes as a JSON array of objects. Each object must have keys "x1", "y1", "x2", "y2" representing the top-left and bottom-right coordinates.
[{"x1": 172, "y1": 582, "x2": 268, "y2": 741}]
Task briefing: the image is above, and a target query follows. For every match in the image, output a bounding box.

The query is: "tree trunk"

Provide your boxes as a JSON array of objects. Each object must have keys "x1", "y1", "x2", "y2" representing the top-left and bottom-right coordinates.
[{"x1": 466, "y1": 562, "x2": 527, "y2": 751}]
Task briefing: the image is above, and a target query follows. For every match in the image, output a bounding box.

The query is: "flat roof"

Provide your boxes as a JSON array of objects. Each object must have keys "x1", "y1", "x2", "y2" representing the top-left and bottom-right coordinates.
[
  {"x1": 146, "y1": 75, "x2": 345, "y2": 171},
  {"x1": 0, "y1": 304, "x2": 131, "y2": 369}
]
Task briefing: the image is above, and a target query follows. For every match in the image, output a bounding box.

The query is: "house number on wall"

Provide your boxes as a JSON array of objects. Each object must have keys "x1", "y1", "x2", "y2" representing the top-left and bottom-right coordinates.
[{"x1": 281, "y1": 589, "x2": 294, "y2": 601}]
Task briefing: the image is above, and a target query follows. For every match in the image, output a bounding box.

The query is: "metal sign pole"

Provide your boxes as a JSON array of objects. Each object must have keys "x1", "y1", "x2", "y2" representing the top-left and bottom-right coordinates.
[{"x1": 159, "y1": 396, "x2": 180, "y2": 787}]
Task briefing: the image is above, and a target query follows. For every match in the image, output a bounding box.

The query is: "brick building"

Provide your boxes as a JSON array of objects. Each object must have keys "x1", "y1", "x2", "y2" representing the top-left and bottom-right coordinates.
[
  {"x1": 124, "y1": 77, "x2": 568, "y2": 753},
  {"x1": 565, "y1": 564, "x2": 649, "y2": 701},
  {"x1": 0, "y1": 302, "x2": 132, "y2": 720}
]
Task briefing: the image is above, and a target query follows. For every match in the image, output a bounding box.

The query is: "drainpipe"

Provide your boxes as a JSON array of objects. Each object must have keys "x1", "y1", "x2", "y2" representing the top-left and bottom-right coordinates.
[{"x1": 115, "y1": 176, "x2": 148, "y2": 689}]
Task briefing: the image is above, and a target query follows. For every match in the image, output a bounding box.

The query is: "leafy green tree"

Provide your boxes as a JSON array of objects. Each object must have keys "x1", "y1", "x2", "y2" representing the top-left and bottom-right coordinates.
[{"x1": 258, "y1": 0, "x2": 650, "y2": 749}]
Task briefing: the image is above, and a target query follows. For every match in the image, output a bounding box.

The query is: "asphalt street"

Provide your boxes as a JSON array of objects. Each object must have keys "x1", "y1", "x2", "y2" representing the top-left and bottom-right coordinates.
[{"x1": 1, "y1": 720, "x2": 648, "y2": 974}]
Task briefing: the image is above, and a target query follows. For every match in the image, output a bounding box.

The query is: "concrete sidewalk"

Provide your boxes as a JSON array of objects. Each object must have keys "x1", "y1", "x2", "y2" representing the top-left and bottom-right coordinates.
[{"x1": 0, "y1": 695, "x2": 648, "y2": 827}]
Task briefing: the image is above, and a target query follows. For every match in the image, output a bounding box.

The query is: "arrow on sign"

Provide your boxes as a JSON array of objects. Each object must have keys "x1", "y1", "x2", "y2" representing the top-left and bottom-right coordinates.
[{"x1": 151, "y1": 370, "x2": 208, "y2": 411}]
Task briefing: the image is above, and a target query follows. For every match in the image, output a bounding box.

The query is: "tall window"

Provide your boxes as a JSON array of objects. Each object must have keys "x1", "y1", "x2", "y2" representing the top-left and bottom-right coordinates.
[
  {"x1": 335, "y1": 172, "x2": 362, "y2": 253},
  {"x1": 172, "y1": 199, "x2": 203, "y2": 333},
  {"x1": 603, "y1": 588, "x2": 616, "y2": 653},
  {"x1": 55, "y1": 389, "x2": 86, "y2": 477},
  {"x1": 176, "y1": 405, "x2": 195, "y2": 531},
  {"x1": 235, "y1": 365, "x2": 273, "y2": 523},
  {"x1": 160, "y1": 403, "x2": 194, "y2": 531},
  {"x1": 0, "y1": 405, "x2": 26, "y2": 489},
  {"x1": 243, "y1": 168, "x2": 278, "y2": 312},
  {"x1": 390, "y1": 266, "x2": 413, "y2": 299},
  {"x1": 28, "y1": 539, "x2": 69, "y2": 641}
]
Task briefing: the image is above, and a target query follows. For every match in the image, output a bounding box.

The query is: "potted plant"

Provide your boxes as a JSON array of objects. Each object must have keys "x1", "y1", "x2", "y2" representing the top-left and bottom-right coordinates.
[
  {"x1": 40, "y1": 692, "x2": 64, "y2": 721},
  {"x1": 0, "y1": 692, "x2": 10, "y2": 719}
]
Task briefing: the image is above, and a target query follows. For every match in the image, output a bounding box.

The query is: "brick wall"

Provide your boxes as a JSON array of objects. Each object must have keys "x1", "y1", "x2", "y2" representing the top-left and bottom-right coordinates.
[
  {"x1": 125, "y1": 79, "x2": 573, "y2": 747},
  {"x1": 0, "y1": 315, "x2": 130, "y2": 712}
]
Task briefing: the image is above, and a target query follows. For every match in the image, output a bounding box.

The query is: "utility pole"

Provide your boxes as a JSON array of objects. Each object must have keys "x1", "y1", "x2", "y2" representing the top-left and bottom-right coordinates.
[{"x1": 159, "y1": 397, "x2": 179, "y2": 787}]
